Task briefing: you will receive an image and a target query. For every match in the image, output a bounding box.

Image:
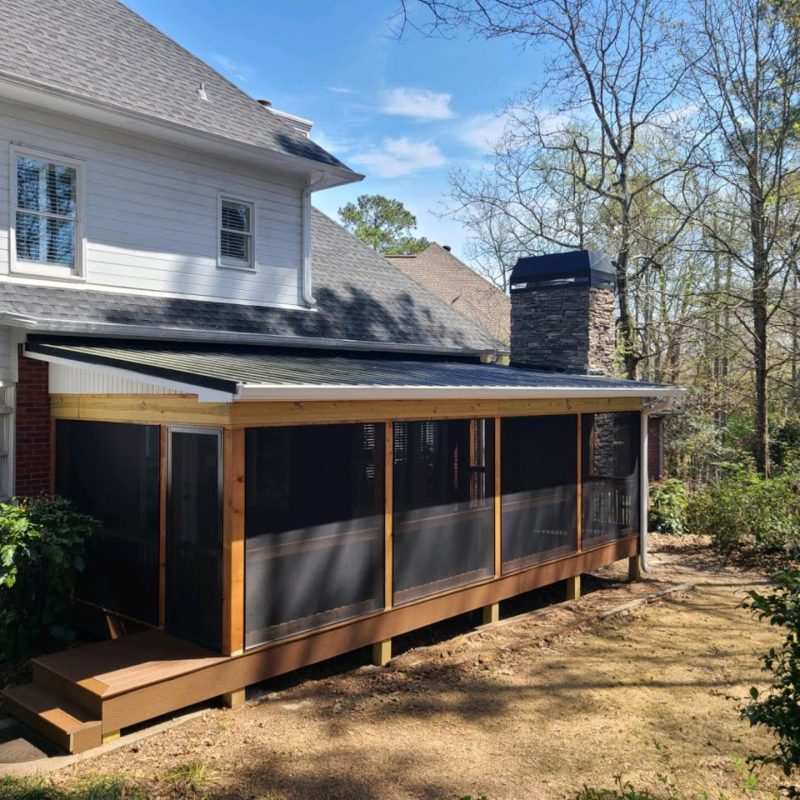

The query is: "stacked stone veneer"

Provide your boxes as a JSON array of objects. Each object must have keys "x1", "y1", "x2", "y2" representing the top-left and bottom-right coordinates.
[{"x1": 510, "y1": 285, "x2": 616, "y2": 375}]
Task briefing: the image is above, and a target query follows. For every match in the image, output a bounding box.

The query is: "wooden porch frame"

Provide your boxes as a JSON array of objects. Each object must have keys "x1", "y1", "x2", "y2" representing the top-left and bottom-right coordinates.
[{"x1": 51, "y1": 394, "x2": 643, "y2": 660}]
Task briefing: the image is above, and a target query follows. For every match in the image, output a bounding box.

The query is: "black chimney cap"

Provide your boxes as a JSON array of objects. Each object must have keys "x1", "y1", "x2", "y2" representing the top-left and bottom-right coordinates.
[{"x1": 510, "y1": 249, "x2": 615, "y2": 293}]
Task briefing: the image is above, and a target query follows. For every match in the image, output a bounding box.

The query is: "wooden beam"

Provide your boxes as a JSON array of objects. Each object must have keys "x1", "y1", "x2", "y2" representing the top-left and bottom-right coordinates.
[
  {"x1": 384, "y1": 422, "x2": 393, "y2": 610},
  {"x1": 494, "y1": 417, "x2": 501, "y2": 577},
  {"x1": 221, "y1": 688, "x2": 246, "y2": 708},
  {"x1": 628, "y1": 555, "x2": 642, "y2": 582},
  {"x1": 565, "y1": 575, "x2": 581, "y2": 601},
  {"x1": 222, "y1": 427, "x2": 245, "y2": 657},
  {"x1": 481, "y1": 602, "x2": 500, "y2": 625},
  {"x1": 371, "y1": 639, "x2": 392, "y2": 666},
  {"x1": 50, "y1": 394, "x2": 645, "y2": 427}
]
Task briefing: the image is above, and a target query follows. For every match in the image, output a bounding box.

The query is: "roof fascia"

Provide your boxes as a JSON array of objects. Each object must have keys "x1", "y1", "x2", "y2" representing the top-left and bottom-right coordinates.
[
  {"x1": 0, "y1": 74, "x2": 363, "y2": 191},
  {"x1": 235, "y1": 385, "x2": 686, "y2": 402}
]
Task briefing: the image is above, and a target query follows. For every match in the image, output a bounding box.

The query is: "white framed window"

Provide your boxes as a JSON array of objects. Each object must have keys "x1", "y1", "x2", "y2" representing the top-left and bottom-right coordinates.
[
  {"x1": 10, "y1": 146, "x2": 85, "y2": 278},
  {"x1": 0, "y1": 386, "x2": 15, "y2": 501},
  {"x1": 218, "y1": 195, "x2": 255, "y2": 270}
]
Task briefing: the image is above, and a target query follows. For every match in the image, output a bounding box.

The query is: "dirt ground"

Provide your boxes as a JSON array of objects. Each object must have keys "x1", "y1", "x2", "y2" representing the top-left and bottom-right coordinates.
[{"x1": 52, "y1": 536, "x2": 785, "y2": 800}]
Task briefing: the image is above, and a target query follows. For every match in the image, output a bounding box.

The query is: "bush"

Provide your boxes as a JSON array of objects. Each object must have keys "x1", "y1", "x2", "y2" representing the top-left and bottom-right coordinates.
[
  {"x1": 0, "y1": 496, "x2": 98, "y2": 663},
  {"x1": 649, "y1": 479, "x2": 688, "y2": 535},
  {"x1": 739, "y1": 570, "x2": 800, "y2": 797},
  {"x1": 687, "y1": 466, "x2": 800, "y2": 555}
]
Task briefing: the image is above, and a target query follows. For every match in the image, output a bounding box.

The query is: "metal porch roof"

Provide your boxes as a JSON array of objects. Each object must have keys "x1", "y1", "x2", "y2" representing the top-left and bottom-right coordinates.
[{"x1": 27, "y1": 339, "x2": 682, "y2": 403}]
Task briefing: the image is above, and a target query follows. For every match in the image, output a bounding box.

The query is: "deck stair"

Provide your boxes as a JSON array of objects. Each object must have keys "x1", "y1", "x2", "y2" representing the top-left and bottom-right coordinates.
[
  {"x1": 0, "y1": 630, "x2": 226, "y2": 754},
  {"x1": 1, "y1": 683, "x2": 102, "y2": 753}
]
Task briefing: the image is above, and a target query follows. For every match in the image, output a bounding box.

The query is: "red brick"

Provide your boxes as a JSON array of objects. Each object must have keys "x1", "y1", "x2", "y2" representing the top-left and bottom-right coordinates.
[{"x1": 15, "y1": 347, "x2": 50, "y2": 496}]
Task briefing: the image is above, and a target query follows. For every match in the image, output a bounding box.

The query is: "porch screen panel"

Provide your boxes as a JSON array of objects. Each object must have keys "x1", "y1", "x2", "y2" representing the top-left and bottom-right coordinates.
[
  {"x1": 501, "y1": 414, "x2": 578, "y2": 572},
  {"x1": 244, "y1": 423, "x2": 384, "y2": 647},
  {"x1": 581, "y1": 411, "x2": 640, "y2": 546},
  {"x1": 393, "y1": 419, "x2": 494, "y2": 604},
  {"x1": 55, "y1": 420, "x2": 160, "y2": 625}
]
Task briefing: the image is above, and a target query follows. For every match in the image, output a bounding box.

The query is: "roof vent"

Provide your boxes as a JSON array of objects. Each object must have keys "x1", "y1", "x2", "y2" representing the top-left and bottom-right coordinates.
[
  {"x1": 197, "y1": 82, "x2": 208, "y2": 102},
  {"x1": 443, "y1": 245, "x2": 452, "y2": 252},
  {"x1": 257, "y1": 99, "x2": 272, "y2": 108}
]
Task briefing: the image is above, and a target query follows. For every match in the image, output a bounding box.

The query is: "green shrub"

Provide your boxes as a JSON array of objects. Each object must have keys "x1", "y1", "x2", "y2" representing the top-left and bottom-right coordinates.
[
  {"x1": 0, "y1": 496, "x2": 98, "y2": 662},
  {"x1": 739, "y1": 570, "x2": 800, "y2": 797},
  {"x1": 686, "y1": 466, "x2": 800, "y2": 555},
  {"x1": 649, "y1": 479, "x2": 688, "y2": 534}
]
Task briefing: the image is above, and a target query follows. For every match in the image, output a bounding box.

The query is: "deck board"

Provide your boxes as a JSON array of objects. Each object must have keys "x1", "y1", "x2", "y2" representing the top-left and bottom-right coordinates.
[{"x1": 33, "y1": 631, "x2": 226, "y2": 699}]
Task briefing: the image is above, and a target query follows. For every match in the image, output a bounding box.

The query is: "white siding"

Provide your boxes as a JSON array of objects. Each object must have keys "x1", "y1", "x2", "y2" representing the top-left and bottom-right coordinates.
[
  {"x1": 0, "y1": 100, "x2": 304, "y2": 306},
  {"x1": 0, "y1": 327, "x2": 15, "y2": 383},
  {"x1": 49, "y1": 362, "x2": 180, "y2": 395}
]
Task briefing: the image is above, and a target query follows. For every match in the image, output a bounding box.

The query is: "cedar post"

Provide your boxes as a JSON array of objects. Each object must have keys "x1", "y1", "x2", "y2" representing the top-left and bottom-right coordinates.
[
  {"x1": 222, "y1": 427, "x2": 245, "y2": 657},
  {"x1": 373, "y1": 421, "x2": 393, "y2": 667}
]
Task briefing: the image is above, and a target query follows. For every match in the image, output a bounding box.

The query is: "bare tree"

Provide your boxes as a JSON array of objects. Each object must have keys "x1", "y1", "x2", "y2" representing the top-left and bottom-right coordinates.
[
  {"x1": 688, "y1": 0, "x2": 800, "y2": 475},
  {"x1": 403, "y1": 0, "x2": 706, "y2": 378}
]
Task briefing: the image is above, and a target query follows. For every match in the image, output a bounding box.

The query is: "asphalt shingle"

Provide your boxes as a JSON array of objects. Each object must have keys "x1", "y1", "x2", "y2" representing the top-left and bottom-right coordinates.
[
  {"x1": 0, "y1": 0, "x2": 351, "y2": 170},
  {"x1": 0, "y1": 210, "x2": 504, "y2": 354}
]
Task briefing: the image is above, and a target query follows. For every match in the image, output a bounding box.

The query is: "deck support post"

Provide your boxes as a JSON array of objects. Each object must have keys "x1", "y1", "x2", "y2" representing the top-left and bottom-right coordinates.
[
  {"x1": 628, "y1": 555, "x2": 642, "y2": 582},
  {"x1": 565, "y1": 574, "x2": 581, "y2": 601},
  {"x1": 222, "y1": 688, "x2": 246, "y2": 709},
  {"x1": 372, "y1": 638, "x2": 392, "y2": 667},
  {"x1": 481, "y1": 602, "x2": 500, "y2": 626},
  {"x1": 102, "y1": 730, "x2": 120, "y2": 745}
]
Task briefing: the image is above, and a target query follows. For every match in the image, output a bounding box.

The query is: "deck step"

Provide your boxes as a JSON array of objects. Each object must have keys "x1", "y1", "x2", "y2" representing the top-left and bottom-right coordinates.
[
  {"x1": 32, "y1": 661, "x2": 105, "y2": 717},
  {"x1": 0, "y1": 683, "x2": 102, "y2": 753}
]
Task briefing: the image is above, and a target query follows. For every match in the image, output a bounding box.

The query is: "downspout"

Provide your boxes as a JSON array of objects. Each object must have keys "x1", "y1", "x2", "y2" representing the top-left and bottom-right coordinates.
[{"x1": 301, "y1": 172, "x2": 327, "y2": 308}]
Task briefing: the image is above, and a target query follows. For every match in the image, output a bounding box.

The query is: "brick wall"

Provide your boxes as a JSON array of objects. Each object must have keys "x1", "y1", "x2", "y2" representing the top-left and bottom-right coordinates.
[{"x1": 15, "y1": 347, "x2": 51, "y2": 496}]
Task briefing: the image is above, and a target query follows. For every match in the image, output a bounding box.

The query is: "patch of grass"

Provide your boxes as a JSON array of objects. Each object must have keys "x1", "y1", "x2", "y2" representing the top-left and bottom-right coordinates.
[
  {"x1": 162, "y1": 761, "x2": 219, "y2": 796},
  {"x1": 74, "y1": 775, "x2": 152, "y2": 800},
  {"x1": 0, "y1": 776, "x2": 151, "y2": 800}
]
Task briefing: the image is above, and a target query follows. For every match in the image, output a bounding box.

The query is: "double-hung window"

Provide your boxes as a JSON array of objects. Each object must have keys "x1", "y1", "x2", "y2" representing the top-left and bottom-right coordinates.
[
  {"x1": 219, "y1": 196, "x2": 254, "y2": 269},
  {"x1": 12, "y1": 149, "x2": 82, "y2": 276}
]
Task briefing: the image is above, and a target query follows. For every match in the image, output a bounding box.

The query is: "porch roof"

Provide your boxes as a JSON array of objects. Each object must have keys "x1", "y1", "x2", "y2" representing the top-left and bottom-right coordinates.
[{"x1": 27, "y1": 338, "x2": 683, "y2": 403}]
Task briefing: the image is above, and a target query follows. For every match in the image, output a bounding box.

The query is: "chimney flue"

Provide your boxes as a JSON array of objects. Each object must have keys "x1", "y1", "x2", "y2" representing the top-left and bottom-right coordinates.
[{"x1": 509, "y1": 250, "x2": 617, "y2": 375}]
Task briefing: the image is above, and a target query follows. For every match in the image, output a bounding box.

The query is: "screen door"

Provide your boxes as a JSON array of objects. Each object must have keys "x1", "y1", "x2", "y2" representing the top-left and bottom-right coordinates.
[{"x1": 166, "y1": 427, "x2": 223, "y2": 650}]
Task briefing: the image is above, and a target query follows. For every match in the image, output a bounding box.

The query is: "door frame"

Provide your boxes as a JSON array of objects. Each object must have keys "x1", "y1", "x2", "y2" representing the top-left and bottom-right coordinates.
[{"x1": 165, "y1": 425, "x2": 224, "y2": 649}]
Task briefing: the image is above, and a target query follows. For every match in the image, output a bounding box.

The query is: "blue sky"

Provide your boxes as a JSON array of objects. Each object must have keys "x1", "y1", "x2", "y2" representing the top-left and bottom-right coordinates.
[{"x1": 126, "y1": 1, "x2": 546, "y2": 259}]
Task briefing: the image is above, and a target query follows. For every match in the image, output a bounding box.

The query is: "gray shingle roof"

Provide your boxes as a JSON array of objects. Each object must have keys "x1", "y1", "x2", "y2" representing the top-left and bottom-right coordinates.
[
  {"x1": 387, "y1": 244, "x2": 511, "y2": 344},
  {"x1": 26, "y1": 339, "x2": 675, "y2": 396},
  {"x1": 0, "y1": 210, "x2": 504, "y2": 354},
  {"x1": 0, "y1": 0, "x2": 350, "y2": 171}
]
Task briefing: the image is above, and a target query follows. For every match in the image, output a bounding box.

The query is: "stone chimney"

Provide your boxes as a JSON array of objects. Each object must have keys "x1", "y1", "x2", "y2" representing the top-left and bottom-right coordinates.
[{"x1": 509, "y1": 250, "x2": 617, "y2": 375}]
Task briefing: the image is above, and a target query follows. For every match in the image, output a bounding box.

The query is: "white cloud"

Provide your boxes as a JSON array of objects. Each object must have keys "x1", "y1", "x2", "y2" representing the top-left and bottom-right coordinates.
[
  {"x1": 458, "y1": 112, "x2": 510, "y2": 153},
  {"x1": 326, "y1": 85, "x2": 356, "y2": 95},
  {"x1": 380, "y1": 87, "x2": 454, "y2": 120},
  {"x1": 350, "y1": 137, "x2": 446, "y2": 178},
  {"x1": 211, "y1": 53, "x2": 251, "y2": 84}
]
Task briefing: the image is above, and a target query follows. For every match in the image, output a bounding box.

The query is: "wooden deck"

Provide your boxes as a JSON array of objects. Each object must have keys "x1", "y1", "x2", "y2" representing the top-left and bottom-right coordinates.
[
  {"x1": 0, "y1": 536, "x2": 639, "y2": 754},
  {"x1": 1, "y1": 631, "x2": 226, "y2": 752}
]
